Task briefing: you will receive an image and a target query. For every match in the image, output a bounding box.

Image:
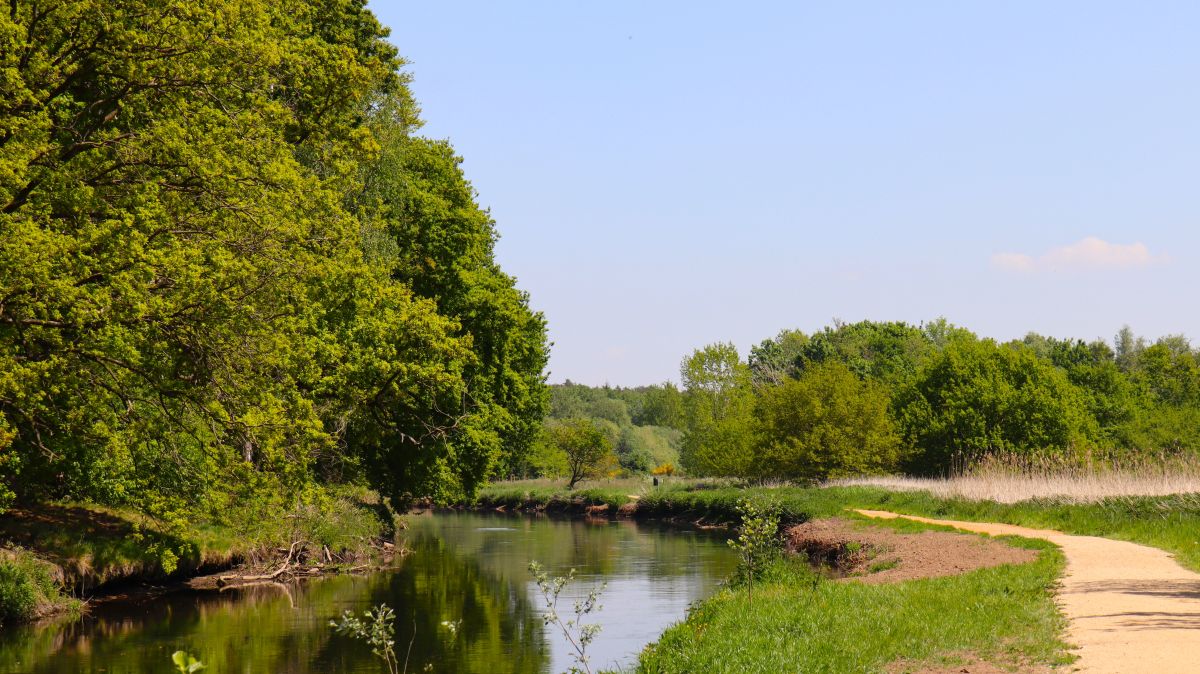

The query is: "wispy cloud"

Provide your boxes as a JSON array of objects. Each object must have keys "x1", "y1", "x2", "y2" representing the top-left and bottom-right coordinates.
[{"x1": 990, "y1": 237, "x2": 1165, "y2": 273}]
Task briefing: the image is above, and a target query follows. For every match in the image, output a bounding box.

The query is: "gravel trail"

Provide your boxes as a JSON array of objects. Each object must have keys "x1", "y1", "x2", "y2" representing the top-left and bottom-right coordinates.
[{"x1": 855, "y1": 509, "x2": 1200, "y2": 674}]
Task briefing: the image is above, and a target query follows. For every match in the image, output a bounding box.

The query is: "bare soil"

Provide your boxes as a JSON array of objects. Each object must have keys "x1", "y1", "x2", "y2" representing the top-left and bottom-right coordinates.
[{"x1": 787, "y1": 517, "x2": 1038, "y2": 583}]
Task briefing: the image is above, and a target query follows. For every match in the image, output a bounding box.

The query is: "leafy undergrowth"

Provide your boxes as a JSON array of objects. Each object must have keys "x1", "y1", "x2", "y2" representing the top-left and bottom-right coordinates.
[
  {"x1": 474, "y1": 480, "x2": 1200, "y2": 571},
  {"x1": 635, "y1": 538, "x2": 1070, "y2": 674},
  {"x1": 0, "y1": 549, "x2": 80, "y2": 627},
  {"x1": 0, "y1": 485, "x2": 394, "y2": 625}
]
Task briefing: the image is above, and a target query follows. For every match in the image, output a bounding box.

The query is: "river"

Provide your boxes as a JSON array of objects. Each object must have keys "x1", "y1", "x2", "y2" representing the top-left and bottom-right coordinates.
[{"x1": 0, "y1": 511, "x2": 738, "y2": 673}]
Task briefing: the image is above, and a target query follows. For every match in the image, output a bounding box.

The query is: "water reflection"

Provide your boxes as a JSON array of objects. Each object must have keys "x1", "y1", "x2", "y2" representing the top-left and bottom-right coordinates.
[{"x1": 0, "y1": 511, "x2": 736, "y2": 673}]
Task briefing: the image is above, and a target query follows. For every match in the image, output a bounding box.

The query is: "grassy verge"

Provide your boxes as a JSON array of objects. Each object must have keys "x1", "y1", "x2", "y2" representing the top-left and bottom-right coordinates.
[
  {"x1": 636, "y1": 538, "x2": 1069, "y2": 673},
  {"x1": 0, "y1": 549, "x2": 81, "y2": 627},
  {"x1": 0, "y1": 485, "x2": 395, "y2": 626},
  {"x1": 474, "y1": 479, "x2": 1200, "y2": 571}
]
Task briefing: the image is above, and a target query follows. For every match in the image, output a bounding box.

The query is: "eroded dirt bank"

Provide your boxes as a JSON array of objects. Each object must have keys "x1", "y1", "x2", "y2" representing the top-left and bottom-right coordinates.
[{"x1": 787, "y1": 517, "x2": 1038, "y2": 583}]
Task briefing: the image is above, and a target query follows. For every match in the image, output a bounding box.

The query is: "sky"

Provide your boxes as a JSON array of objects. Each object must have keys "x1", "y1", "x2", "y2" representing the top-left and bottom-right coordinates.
[{"x1": 371, "y1": 1, "x2": 1200, "y2": 386}]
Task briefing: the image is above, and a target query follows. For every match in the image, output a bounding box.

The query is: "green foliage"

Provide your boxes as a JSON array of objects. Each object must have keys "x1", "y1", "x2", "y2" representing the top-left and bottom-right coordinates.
[
  {"x1": 616, "y1": 425, "x2": 681, "y2": 473},
  {"x1": 528, "y1": 561, "x2": 606, "y2": 674},
  {"x1": 748, "y1": 329, "x2": 809, "y2": 386},
  {"x1": 795, "y1": 320, "x2": 936, "y2": 384},
  {"x1": 633, "y1": 383, "x2": 686, "y2": 429},
  {"x1": 540, "y1": 384, "x2": 682, "y2": 478},
  {"x1": 755, "y1": 361, "x2": 902, "y2": 481},
  {"x1": 171, "y1": 651, "x2": 206, "y2": 673},
  {"x1": 547, "y1": 419, "x2": 617, "y2": 489},
  {"x1": 679, "y1": 343, "x2": 756, "y2": 477},
  {"x1": 727, "y1": 498, "x2": 782, "y2": 604},
  {"x1": 898, "y1": 338, "x2": 1097, "y2": 474},
  {"x1": 0, "y1": 549, "x2": 74, "y2": 626},
  {"x1": 331, "y1": 604, "x2": 404, "y2": 674},
  {"x1": 0, "y1": 0, "x2": 547, "y2": 521}
]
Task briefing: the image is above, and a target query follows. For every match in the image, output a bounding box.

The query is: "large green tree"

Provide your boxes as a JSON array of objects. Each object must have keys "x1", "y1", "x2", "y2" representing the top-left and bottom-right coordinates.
[
  {"x1": 351, "y1": 99, "x2": 550, "y2": 496},
  {"x1": 897, "y1": 339, "x2": 1097, "y2": 473},
  {"x1": 0, "y1": 0, "x2": 547, "y2": 517},
  {"x1": 754, "y1": 361, "x2": 902, "y2": 482},
  {"x1": 794, "y1": 320, "x2": 935, "y2": 385},
  {"x1": 679, "y1": 343, "x2": 756, "y2": 477}
]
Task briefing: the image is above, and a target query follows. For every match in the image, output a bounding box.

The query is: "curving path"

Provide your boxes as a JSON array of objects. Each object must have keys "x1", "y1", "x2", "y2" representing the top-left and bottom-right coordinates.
[{"x1": 854, "y1": 509, "x2": 1200, "y2": 674}]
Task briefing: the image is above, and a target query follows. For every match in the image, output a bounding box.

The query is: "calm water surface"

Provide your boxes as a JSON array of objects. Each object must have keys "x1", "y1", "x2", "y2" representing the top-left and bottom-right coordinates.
[{"x1": 0, "y1": 511, "x2": 737, "y2": 673}]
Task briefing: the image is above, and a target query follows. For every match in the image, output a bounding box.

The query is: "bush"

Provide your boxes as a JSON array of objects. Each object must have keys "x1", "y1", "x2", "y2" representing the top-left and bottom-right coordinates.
[{"x1": 0, "y1": 549, "x2": 70, "y2": 625}]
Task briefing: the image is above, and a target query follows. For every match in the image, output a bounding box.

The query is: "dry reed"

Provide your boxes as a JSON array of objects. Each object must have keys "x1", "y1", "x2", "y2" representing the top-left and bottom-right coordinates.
[{"x1": 836, "y1": 452, "x2": 1200, "y2": 504}]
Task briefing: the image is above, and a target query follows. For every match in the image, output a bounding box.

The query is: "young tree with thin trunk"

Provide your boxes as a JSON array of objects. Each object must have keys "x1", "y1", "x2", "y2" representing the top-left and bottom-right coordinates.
[{"x1": 549, "y1": 419, "x2": 615, "y2": 489}]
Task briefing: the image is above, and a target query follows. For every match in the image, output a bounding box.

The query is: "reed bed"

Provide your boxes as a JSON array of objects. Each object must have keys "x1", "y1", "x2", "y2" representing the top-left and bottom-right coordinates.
[{"x1": 837, "y1": 452, "x2": 1200, "y2": 504}]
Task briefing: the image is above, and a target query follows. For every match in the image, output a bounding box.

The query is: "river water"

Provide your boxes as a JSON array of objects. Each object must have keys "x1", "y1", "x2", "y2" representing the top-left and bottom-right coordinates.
[{"x1": 0, "y1": 511, "x2": 738, "y2": 673}]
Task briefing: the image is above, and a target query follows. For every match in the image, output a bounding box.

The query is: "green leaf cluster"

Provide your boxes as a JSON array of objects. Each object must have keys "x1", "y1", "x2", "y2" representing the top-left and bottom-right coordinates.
[{"x1": 0, "y1": 1, "x2": 548, "y2": 519}]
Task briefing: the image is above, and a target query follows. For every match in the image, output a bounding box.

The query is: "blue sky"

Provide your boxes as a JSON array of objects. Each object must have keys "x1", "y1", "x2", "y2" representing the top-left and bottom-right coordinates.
[{"x1": 372, "y1": 1, "x2": 1200, "y2": 386}]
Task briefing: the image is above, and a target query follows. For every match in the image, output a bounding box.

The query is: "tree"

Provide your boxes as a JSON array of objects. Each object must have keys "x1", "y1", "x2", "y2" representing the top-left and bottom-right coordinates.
[
  {"x1": 897, "y1": 339, "x2": 1096, "y2": 474},
  {"x1": 794, "y1": 320, "x2": 935, "y2": 384},
  {"x1": 754, "y1": 362, "x2": 902, "y2": 481},
  {"x1": 548, "y1": 419, "x2": 615, "y2": 489},
  {"x1": 748, "y1": 329, "x2": 808, "y2": 387},
  {"x1": 0, "y1": 1, "x2": 548, "y2": 518},
  {"x1": 0, "y1": 0, "x2": 421, "y2": 516},
  {"x1": 679, "y1": 343, "x2": 755, "y2": 477},
  {"x1": 1115, "y1": 325, "x2": 1146, "y2": 372},
  {"x1": 354, "y1": 106, "x2": 550, "y2": 494},
  {"x1": 631, "y1": 383, "x2": 685, "y2": 429}
]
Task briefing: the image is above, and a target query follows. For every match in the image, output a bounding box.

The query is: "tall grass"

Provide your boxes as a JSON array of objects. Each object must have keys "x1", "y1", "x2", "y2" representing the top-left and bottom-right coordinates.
[
  {"x1": 0, "y1": 549, "x2": 78, "y2": 626},
  {"x1": 838, "y1": 451, "x2": 1200, "y2": 504}
]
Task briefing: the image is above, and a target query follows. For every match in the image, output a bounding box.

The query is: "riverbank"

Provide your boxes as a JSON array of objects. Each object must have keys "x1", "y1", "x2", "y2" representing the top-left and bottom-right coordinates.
[
  {"x1": 470, "y1": 479, "x2": 1200, "y2": 672},
  {"x1": 0, "y1": 487, "x2": 398, "y2": 627},
  {"x1": 473, "y1": 479, "x2": 1200, "y2": 571}
]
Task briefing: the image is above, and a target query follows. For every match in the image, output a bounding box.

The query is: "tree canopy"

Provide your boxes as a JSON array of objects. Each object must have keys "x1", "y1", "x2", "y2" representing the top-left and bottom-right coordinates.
[{"x1": 0, "y1": 0, "x2": 548, "y2": 519}]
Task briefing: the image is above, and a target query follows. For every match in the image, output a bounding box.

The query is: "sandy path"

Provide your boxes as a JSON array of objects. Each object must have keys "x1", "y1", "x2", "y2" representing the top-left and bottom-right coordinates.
[{"x1": 854, "y1": 510, "x2": 1200, "y2": 674}]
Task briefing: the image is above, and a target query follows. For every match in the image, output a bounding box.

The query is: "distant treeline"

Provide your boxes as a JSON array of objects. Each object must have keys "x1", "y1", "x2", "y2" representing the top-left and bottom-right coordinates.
[
  {"x1": 535, "y1": 320, "x2": 1200, "y2": 481},
  {"x1": 517, "y1": 383, "x2": 685, "y2": 477}
]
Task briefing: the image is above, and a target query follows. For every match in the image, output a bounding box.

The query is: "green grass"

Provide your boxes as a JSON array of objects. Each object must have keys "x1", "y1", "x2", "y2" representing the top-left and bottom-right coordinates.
[
  {"x1": 636, "y1": 538, "x2": 1070, "y2": 674},
  {"x1": 0, "y1": 485, "x2": 395, "y2": 624},
  {"x1": 475, "y1": 480, "x2": 1200, "y2": 572},
  {"x1": 0, "y1": 549, "x2": 79, "y2": 627},
  {"x1": 0, "y1": 503, "x2": 206, "y2": 591}
]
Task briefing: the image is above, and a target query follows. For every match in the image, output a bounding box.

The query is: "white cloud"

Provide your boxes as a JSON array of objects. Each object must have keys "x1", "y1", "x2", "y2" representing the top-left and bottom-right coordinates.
[{"x1": 990, "y1": 237, "x2": 1165, "y2": 273}]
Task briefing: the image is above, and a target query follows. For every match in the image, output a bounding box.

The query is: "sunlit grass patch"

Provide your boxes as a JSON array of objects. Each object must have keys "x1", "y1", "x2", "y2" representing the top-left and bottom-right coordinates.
[{"x1": 636, "y1": 540, "x2": 1070, "y2": 674}]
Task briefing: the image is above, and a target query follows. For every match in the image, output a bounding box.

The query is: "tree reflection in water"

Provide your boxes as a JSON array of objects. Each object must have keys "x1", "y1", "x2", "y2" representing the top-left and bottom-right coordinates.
[{"x1": 0, "y1": 512, "x2": 736, "y2": 673}]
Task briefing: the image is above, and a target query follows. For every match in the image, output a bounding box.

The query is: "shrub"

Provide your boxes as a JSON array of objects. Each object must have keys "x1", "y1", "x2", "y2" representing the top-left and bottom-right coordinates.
[{"x1": 0, "y1": 549, "x2": 70, "y2": 625}]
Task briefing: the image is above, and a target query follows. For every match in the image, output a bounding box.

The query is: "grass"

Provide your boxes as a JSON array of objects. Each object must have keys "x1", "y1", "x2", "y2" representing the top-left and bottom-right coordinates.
[
  {"x1": 0, "y1": 485, "x2": 395, "y2": 625},
  {"x1": 479, "y1": 480, "x2": 1084, "y2": 672},
  {"x1": 0, "y1": 549, "x2": 80, "y2": 627},
  {"x1": 474, "y1": 479, "x2": 1200, "y2": 572},
  {"x1": 636, "y1": 537, "x2": 1070, "y2": 673}
]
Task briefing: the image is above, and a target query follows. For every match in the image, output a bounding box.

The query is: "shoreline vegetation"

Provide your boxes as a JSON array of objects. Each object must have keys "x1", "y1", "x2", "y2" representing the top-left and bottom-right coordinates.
[
  {"x1": 468, "y1": 478, "x2": 1200, "y2": 572},
  {"x1": 0, "y1": 487, "x2": 402, "y2": 626},
  {"x1": 467, "y1": 479, "x2": 1082, "y2": 673}
]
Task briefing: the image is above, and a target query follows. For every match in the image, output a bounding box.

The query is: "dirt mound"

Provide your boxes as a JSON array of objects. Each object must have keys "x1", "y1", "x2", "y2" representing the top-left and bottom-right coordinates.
[{"x1": 786, "y1": 518, "x2": 1038, "y2": 583}]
